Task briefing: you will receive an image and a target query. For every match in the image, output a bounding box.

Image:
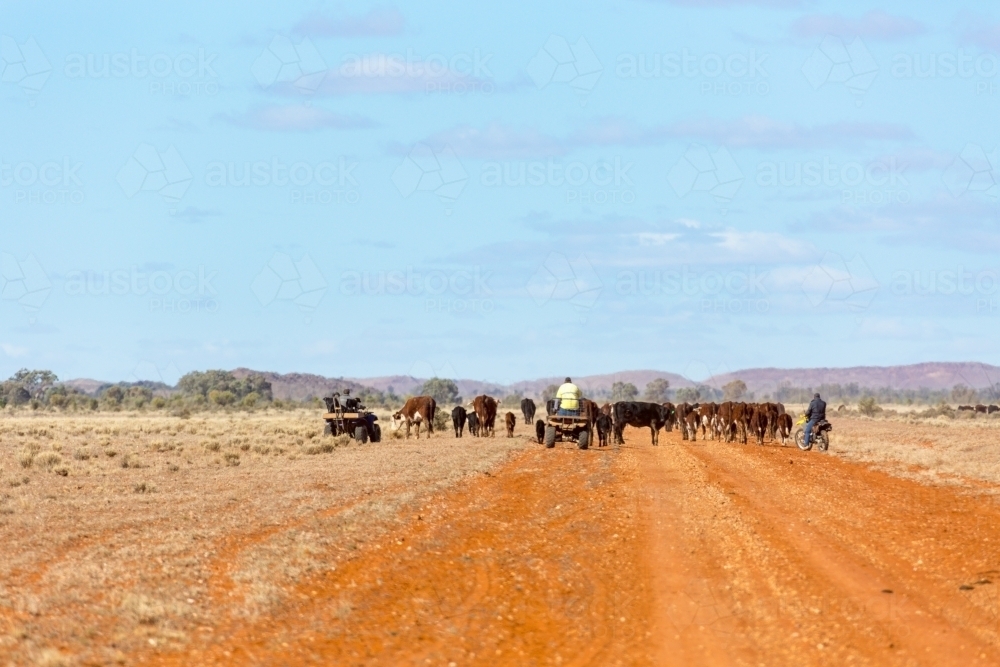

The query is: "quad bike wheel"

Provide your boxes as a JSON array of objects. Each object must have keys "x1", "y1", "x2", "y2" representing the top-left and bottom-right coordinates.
[
  {"x1": 355, "y1": 426, "x2": 369, "y2": 444},
  {"x1": 371, "y1": 423, "x2": 381, "y2": 443},
  {"x1": 544, "y1": 426, "x2": 556, "y2": 448},
  {"x1": 577, "y1": 430, "x2": 589, "y2": 450}
]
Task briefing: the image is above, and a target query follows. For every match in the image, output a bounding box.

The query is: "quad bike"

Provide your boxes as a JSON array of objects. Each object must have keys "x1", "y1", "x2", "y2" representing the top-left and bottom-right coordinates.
[
  {"x1": 322, "y1": 392, "x2": 381, "y2": 443},
  {"x1": 793, "y1": 414, "x2": 831, "y2": 451},
  {"x1": 543, "y1": 403, "x2": 593, "y2": 450}
]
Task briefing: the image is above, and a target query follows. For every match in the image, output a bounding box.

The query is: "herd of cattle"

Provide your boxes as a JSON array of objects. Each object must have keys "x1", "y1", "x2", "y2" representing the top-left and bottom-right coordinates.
[
  {"x1": 958, "y1": 404, "x2": 1000, "y2": 413},
  {"x1": 390, "y1": 394, "x2": 800, "y2": 447}
]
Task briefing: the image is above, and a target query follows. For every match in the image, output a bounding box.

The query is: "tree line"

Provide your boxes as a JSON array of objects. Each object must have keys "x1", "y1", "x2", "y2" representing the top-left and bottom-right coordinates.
[{"x1": 3, "y1": 368, "x2": 994, "y2": 414}]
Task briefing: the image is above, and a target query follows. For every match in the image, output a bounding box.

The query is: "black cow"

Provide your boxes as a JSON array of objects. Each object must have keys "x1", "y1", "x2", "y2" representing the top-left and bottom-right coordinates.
[
  {"x1": 596, "y1": 413, "x2": 612, "y2": 447},
  {"x1": 535, "y1": 419, "x2": 546, "y2": 444},
  {"x1": 451, "y1": 406, "x2": 467, "y2": 438},
  {"x1": 545, "y1": 398, "x2": 557, "y2": 416},
  {"x1": 612, "y1": 401, "x2": 672, "y2": 446},
  {"x1": 521, "y1": 398, "x2": 536, "y2": 424},
  {"x1": 467, "y1": 411, "x2": 480, "y2": 436}
]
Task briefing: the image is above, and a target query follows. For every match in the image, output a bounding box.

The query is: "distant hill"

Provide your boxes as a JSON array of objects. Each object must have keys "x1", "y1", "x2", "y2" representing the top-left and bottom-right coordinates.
[
  {"x1": 61, "y1": 362, "x2": 1000, "y2": 402},
  {"x1": 230, "y1": 368, "x2": 376, "y2": 401},
  {"x1": 707, "y1": 362, "x2": 1000, "y2": 393}
]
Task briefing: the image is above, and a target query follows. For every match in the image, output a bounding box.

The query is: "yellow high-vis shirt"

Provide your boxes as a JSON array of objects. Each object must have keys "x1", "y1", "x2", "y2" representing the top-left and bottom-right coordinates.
[{"x1": 556, "y1": 382, "x2": 581, "y2": 410}]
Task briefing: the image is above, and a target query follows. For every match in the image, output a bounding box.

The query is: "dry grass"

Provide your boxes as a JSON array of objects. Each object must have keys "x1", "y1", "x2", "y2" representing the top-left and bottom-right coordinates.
[
  {"x1": 830, "y1": 414, "x2": 1000, "y2": 488},
  {"x1": 0, "y1": 410, "x2": 528, "y2": 663}
]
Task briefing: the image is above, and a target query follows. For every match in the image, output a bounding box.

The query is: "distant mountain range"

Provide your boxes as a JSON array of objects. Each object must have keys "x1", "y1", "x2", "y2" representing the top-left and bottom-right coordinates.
[{"x1": 61, "y1": 362, "x2": 1000, "y2": 400}]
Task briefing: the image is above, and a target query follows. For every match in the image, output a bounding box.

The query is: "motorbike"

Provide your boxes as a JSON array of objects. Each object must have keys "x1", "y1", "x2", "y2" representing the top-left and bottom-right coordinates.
[{"x1": 793, "y1": 414, "x2": 831, "y2": 451}]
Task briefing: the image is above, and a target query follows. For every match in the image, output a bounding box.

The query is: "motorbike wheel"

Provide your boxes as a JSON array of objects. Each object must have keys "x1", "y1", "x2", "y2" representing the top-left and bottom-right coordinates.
[
  {"x1": 794, "y1": 427, "x2": 812, "y2": 451},
  {"x1": 818, "y1": 431, "x2": 829, "y2": 452}
]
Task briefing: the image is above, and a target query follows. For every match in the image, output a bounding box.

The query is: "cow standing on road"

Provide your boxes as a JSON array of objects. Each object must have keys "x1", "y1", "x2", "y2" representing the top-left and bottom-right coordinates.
[
  {"x1": 612, "y1": 401, "x2": 672, "y2": 446},
  {"x1": 776, "y1": 413, "x2": 793, "y2": 445},
  {"x1": 596, "y1": 413, "x2": 612, "y2": 447},
  {"x1": 391, "y1": 396, "x2": 437, "y2": 439},
  {"x1": 451, "y1": 406, "x2": 467, "y2": 438}
]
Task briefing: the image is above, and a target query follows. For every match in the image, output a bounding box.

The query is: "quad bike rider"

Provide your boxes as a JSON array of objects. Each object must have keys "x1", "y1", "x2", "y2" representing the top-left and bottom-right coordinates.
[
  {"x1": 794, "y1": 392, "x2": 832, "y2": 451},
  {"x1": 543, "y1": 377, "x2": 593, "y2": 449}
]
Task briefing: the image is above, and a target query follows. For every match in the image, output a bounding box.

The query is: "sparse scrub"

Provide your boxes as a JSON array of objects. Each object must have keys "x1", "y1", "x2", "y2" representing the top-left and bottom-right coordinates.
[
  {"x1": 17, "y1": 448, "x2": 35, "y2": 468},
  {"x1": 858, "y1": 396, "x2": 882, "y2": 417},
  {"x1": 36, "y1": 452, "x2": 62, "y2": 470},
  {"x1": 224, "y1": 453, "x2": 240, "y2": 466}
]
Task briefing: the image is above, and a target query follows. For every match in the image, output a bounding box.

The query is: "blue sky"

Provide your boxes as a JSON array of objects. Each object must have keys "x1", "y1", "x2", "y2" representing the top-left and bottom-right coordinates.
[{"x1": 2, "y1": 0, "x2": 1000, "y2": 385}]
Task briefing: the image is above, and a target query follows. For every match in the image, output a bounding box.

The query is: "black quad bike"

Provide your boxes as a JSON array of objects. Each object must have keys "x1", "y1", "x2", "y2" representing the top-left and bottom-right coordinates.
[
  {"x1": 793, "y1": 415, "x2": 831, "y2": 452},
  {"x1": 322, "y1": 392, "x2": 381, "y2": 443}
]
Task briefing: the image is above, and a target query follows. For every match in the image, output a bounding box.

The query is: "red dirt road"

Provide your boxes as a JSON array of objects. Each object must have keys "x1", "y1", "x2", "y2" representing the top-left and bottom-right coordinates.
[{"x1": 136, "y1": 425, "x2": 1000, "y2": 666}]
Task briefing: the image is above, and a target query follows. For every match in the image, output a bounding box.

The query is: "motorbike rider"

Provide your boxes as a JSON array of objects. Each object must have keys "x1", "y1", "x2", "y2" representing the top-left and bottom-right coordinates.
[
  {"x1": 803, "y1": 392, "x2": 827, "y2": 448},
  {"x1": 556, "y1": 377, "x2": 582, "y2": 416}
]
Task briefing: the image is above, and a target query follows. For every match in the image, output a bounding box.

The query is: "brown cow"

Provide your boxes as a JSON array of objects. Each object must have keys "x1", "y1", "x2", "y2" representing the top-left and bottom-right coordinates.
[
  {"x1": 732, "y1": 402, "x2": 749, "y2": 444},
  {"x1": 684, "y1": 410, "x2": 699, "y2": 442},
  {"x1": 764, "y1": 402, "x2": 780, "y2": 441},
  {"x1": 716, "y1": 401, "x2": 734, "y2": 442},
  {"x1": 661, "y1": 402, "x2": 677, "y2": 431},
  {"x1": 505, "y1": 411, "x2": 516, "y2": 438},
  {"x1": 748, "y1": 404, "x2": 767, "y2": 445},
  {"x1": 470, "y1": 395, "x2": 500, "y2": 437},
  {"x1": 698, "y1": 402, "x2": 717, "y2": 440},
  {"x1": 975, "y1": 404, "x2": 988, "y2": 414},
  {"x1": 776, "y1": 413, "x2": 793, "y2": 445},
  {"x1": 675, "y1": 403, "x2": 693, "y2": 440},
  {"x1": 391, "y1": 396, "x2": 437, "y2": 439}
]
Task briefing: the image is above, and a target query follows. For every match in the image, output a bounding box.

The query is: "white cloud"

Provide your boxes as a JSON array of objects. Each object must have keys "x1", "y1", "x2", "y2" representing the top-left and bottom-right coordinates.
[
  {"x1": 793, "y1": 11, "x2": 925, "y2": 41},
  {"x1": 1, "y1": 342, "x2": 28, "y2": 357},
  {"x1": 217, "y1": 104, "x2": 375, "y2": 131}
]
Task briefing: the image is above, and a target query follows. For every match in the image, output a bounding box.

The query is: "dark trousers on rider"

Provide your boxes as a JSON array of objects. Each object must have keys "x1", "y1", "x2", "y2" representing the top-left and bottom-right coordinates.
[{"x1": 804, "y1": 418, "x2": 817, "y2": 446}]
